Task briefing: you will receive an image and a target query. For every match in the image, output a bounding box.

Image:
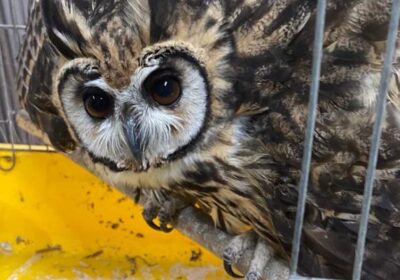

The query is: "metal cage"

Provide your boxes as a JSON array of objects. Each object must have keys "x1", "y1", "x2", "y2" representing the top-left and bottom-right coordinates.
[
  {"x1": 0, "y1": 0, "x2": 399, "y2": 279},
  {"x1": 0, "y1": 0, "x2": 54, "y2": 173}
]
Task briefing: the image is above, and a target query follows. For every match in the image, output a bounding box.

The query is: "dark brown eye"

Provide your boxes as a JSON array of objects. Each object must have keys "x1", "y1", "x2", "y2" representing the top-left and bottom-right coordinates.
[
  {"x1": 144, "y1": 71, "x2": 181, "y2": 106},
  {"x1": 83, "y1": 87, "x2": 114, "y2": 119}
]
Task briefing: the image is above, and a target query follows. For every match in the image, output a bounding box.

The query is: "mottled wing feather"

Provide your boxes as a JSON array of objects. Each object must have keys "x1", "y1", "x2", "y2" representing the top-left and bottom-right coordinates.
[
  {"x1": 224, "y1": 0, "x2": 400, "y2": 278},
  {"x1": 16, "y1": 0, "x2": 400, "y2": 279}
]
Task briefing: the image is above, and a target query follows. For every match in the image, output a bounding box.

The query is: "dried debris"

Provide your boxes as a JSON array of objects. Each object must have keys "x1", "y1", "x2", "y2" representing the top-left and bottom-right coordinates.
[
  {"x1": 190, "y1": 249, "x2": 202, "y2": 262},
  {"x1": 35, "y1": 244, "x2": 62, "y2": 254},
  {"x1": 84, "y1": 250, "x2": 104, "y2": 259}
]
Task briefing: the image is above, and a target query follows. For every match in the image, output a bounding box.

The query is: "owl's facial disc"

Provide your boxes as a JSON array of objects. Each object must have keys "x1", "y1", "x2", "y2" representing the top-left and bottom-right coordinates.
[
  {"x1": 58, "y1": 53, "x2": 209, "y2": 172},
  {"x1": 121, "y1": 53, "x2": 209, "y2": 171}
]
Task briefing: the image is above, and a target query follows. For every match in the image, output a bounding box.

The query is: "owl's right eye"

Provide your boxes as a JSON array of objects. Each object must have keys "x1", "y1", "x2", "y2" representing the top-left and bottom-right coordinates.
[{"x1": 82, "y1": 87, "x2": 114, "y2": 119}]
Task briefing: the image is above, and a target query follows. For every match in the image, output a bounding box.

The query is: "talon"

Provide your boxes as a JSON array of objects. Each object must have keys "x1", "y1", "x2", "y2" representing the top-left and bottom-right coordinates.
[
  {"x1": 146, "y1": 221, "x2": 164, "y2": 231},
  {"x1": 223, "y1": 259, "x2": 244, "y2": 278},
  {"x1": 141, "y1": 192, "x2": 188, "y2": 233},
  {"x1": 145, "y1": 218, "x2": 164, "y2": 232},
  {"x1": 143, "y1": 212, "x2": 173, "y2": 232},
  {"x1": 142, "y1": 207, "x2": 163, "y2": 232},
  {"x1": 142, "y1": 200, "x2": 175, "y2": 232},
  {"x1": 160, "y1": 222, "x2": 174, "y2": 233},
  {"x1": 159, "y1": 209, "x2": 174, "y2": 233}
]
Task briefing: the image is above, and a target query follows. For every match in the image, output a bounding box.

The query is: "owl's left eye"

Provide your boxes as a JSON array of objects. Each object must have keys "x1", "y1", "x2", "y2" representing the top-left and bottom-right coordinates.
[
  {"x1": 144, "y1": 70, "x2": 182, "y2": 106},
  {"x1": 82, "y1": 87, "x2": 114, "y2": 119}
]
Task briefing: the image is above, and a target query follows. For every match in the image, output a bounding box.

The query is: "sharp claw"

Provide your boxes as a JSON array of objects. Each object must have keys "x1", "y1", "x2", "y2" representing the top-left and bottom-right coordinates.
[
  {"x1": 145, "y1": 218, "x2": 164, "y2": 232},
  {"x1": 160, "y1": 222, "x2": 174, "y2": 233},
  {"x1": 142, "y1": 208, "x2": 163, "y2": 232},
  {"x1": 142, "y1": 195, "x2": 182, "y2": 233},
  {"x1": 223, "y1": 259, "x2": 244, "y2": 278},
  {"x1": 159, "y1": 211, "x2": 174, "y2": 233},
  {"x1": 143, "y1": 209, "x2": 174, "y2": 232}
]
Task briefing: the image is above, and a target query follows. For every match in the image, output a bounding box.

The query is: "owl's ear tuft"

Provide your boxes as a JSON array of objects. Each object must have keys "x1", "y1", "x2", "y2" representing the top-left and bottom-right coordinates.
[{"x1": 40, "y1": 0, "x2": 90, "y2": 59}]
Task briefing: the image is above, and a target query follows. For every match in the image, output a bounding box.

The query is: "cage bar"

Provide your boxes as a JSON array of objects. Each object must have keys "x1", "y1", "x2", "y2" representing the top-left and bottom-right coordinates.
[
  {"x1": 289, "y1": 0, "x2": 326, "y2": 278},
  {"x1": 351, "y1": 1, "x2": 400, "y2": 280},
  {"x1": 0, "y1": 43, "x2": 16, "y2": 171}
]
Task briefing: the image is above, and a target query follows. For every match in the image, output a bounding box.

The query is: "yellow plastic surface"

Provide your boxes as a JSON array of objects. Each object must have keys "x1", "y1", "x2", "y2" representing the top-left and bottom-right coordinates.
[{"x1": 0, "y1": 146, "x2": 230, "y2": 279}]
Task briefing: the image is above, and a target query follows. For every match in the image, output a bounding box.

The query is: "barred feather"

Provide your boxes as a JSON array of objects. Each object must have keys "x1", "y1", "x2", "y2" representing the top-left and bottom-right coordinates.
[{"x1": 17, "y1": 0, "x2": 400, "y2": 278}]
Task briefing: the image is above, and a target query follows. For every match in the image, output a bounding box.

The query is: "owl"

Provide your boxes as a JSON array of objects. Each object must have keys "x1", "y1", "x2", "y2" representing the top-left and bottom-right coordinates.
[{"x1": 17, "y1": 0, "x2": 400, "y2": 279}]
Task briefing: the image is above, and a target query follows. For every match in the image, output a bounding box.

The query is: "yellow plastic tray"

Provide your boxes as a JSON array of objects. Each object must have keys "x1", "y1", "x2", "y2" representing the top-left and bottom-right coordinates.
[{"x1": 0, "y1": 145, "x2": 230, "y2": 279}]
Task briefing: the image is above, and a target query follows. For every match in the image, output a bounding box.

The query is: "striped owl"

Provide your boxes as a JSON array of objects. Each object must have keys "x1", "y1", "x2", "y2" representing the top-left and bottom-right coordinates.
[{"x1": 17, "y1": 0, "x2": 400, "y2": 279}]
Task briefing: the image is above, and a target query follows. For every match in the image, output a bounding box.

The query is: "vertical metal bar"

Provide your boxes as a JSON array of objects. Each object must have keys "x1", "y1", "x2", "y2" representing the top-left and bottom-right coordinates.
[
  {"x1": 0, "y1": 47, "x2": 12, "y2": 133},
  {"x1": 0, "y1": 0, "x2": 17, "y2": 144},
  {"x1": 8, "y1": 0, "x2": 21, "y2": 47},
  {"x1": 290, "y1": 0, "x2": 327, "y2": 276},
  {"x1": 352, "y1": 1, "x2": 400, "y2": 279},
  {"x1": 22, "y1": 1, "x2": 34, "y2": 149},
  {"x1": 21, "y1": 0, "x2": 28, "y2": 25},
  {"x1": 20, "y1": 0, "x2": 28, "y2": 47},
  {"x1": 8, "y1": 0, "x2": 26, "y2": 147},
  {"x1": 0, "y1": 41, "x2": 16, "y2": 171}
]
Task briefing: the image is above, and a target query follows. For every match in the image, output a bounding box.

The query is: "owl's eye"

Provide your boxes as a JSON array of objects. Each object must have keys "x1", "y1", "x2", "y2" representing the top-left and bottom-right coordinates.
[
  {"x1": 82, "y1": 87, "x2": 114, "y2": 119},
  {"x1": 144, "y1": 71, "x2": 181, "y2": 106}
]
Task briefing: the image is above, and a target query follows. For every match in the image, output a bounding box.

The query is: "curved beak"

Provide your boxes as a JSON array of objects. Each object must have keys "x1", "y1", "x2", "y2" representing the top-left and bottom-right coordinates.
[{"x1": 123, "y1": 116, "x2": 144, "y2": 166}]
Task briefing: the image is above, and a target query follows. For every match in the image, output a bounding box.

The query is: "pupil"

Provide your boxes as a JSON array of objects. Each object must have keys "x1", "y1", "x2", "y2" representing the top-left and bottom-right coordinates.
[
  {"x1": 90, "y1": 94, "x2": 108, "y2": 111},
  {"x1": 154, "y1": 79, "x2": 173, "y2": 97},
  {"x1": 144, "y1": 71, "x2": 181, "y2": 106},
  {"x1": 83, "y1": 87, "x2": 114, "y2": 119}
]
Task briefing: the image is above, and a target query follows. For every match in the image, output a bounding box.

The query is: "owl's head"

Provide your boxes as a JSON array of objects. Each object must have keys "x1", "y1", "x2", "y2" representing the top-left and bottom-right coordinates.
[{"x1": 32, "y1": 0, "x2": 247, "y2": 172}]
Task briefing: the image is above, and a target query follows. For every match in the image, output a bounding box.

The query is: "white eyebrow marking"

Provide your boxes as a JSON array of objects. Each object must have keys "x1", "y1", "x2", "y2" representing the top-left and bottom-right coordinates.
[{"x1": 85, "y1": 79, "x2": 112, "y2": 90}]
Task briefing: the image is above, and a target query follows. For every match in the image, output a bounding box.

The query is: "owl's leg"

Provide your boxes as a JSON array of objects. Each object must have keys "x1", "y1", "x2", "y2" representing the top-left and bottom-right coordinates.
[
  {"x1": 142, "y1": 193, "x2": 188, "y2": 233},
  {"x1": 223, "y1": 232, "x2": 258, "y2": 278}
]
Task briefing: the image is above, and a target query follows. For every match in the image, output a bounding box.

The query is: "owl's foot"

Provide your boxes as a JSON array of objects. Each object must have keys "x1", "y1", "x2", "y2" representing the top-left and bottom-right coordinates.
[
  {"x1": 223, "y1": 232, "x2": 257, "y2": 278},
  {"x1": 142, "y1": 194, "x2": 188, "y2": 233},
  {"x1": 223, "y1": 232, "x2": 272, "y2": 280},
  {"x1": 142, "y1": 198, "x2": 175, "y2": 232}
]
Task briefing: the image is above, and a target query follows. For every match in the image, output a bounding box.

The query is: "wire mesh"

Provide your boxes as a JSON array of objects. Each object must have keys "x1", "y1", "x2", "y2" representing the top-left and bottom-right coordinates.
[
  {"x1": 0, "y1": 1, "x2": 400, "y2": 279},
  {"x1": 0, "y1": 0, "x2": 51, "y2": 157}
]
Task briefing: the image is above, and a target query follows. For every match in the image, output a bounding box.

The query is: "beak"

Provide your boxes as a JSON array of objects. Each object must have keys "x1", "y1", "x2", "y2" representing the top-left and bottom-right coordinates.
[{"x1": 123, "y1": 116, "x2": 144, "y2": 166}]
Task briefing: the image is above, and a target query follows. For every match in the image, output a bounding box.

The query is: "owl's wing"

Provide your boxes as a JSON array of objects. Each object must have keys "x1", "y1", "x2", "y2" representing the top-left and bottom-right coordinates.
[
  {"x1": 16, "y1": 0, "x2": 78, "y2": 151},
  {"x1": 232, "y1": 0, "x2": 400, "y2": 119},
  {"x1": 229, "y1": 0, "x2": 400, "y2": 278}
]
